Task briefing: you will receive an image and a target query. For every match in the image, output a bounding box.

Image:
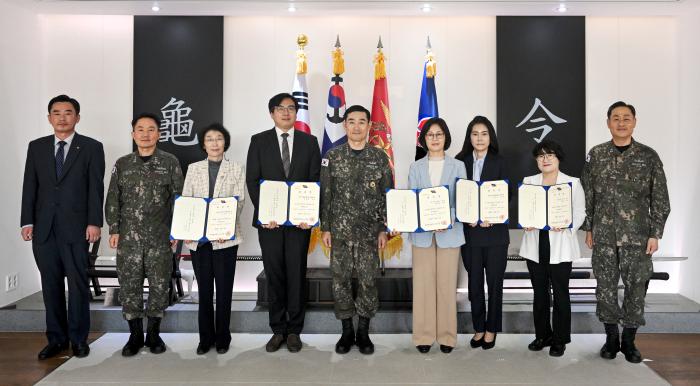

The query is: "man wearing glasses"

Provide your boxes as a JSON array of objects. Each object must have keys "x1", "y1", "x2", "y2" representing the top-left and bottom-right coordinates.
[
  {"x1": 581, "y1": 101, "x2": 670, "y2": 363},
  {"x1": 246, "y1": 93, "x2": 321, "y2": 353}
]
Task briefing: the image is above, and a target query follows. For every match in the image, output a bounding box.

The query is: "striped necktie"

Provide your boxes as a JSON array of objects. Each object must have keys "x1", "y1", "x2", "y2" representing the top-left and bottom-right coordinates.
[{"x1": 56, "y1": 141, "x2": 66, "y2": 178}]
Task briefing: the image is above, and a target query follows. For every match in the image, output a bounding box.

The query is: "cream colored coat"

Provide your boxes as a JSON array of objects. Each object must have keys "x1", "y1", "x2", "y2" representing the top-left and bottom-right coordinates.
[
  {"x1": 518, "y1": 172, "x2": 586, "y2": 264},
  {"x1": 182, "y1": 158, "x2": 245, "y2": 251}
]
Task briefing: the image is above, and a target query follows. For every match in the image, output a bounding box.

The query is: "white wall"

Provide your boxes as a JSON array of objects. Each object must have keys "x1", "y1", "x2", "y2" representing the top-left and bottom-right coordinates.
[
  {"x1": 2, "y1": 14, "x2": 692, "y2": 302},
  {"x1": 0, "y1": 1, "x2": 43, "y2": 307}
]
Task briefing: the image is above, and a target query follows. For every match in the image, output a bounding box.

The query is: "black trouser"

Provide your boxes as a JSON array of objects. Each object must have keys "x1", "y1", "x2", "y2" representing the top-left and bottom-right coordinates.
[
  {"x1": 461, "y1": 244, "x2": 508, "y2": 333},
  {"x1": 258, "y1": 227, "x2": 310, "y2": 335},
  {"x1": 526, "y1": 230, "x2": 572, "y2": 345},
  {"x1": 191, "y1": 243, "x2": 238, "y2": 347},
  {"x1": 32, "y1": 227, "x2": 91, "y2": 346}
]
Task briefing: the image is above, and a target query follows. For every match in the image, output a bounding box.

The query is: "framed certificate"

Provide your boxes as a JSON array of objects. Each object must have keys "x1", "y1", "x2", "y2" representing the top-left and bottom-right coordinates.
[
  {"x1": 257, "y1": 180, "x2": 320, "y2": 227},
  {"x1": 455, "y1": 179, "x2": 510, "y2": 224},
  {"x1": 170, "y1": 195, "x2": 239, "y2": 241},
  {"x1": 386, "y1": 186, "x2": 452, "y2": 233},
  {"x1": 517, "y1": 182, "x2": 573, "y2": 230}
]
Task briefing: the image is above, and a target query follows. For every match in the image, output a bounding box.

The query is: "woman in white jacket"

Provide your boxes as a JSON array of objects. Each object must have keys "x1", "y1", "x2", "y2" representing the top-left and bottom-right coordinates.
[
  {"x1": 519, "y1": 140, "x2": 585, "y2": 357},
  {"x1": 182, "y1": 124, "x2": 245, "y2": 355}
]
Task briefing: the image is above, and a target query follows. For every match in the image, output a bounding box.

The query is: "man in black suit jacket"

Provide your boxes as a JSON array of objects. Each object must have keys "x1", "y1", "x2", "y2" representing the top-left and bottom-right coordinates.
[
  {"x1": 246, "y1": 93, "x2": 321, "y2": 353},
  {"x1": 21, "y1": 95, "x2": 105, "y2": 359}
]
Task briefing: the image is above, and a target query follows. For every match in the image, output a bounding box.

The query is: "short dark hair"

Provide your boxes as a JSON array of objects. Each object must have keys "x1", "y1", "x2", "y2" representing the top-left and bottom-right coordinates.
[
  {"x1": 455, "y1": 115, "x2": 499, "y2": 160},
  {"x1": 198, "y1": 123, "x2": 231, "y2": 152},
  {"x1": 131, "y1": 112, "x2": 162, "y2": 130},
  {"x1": 532, "y1": 139, "x2": 566, "y2": 162},
  {"x1": 268, "y1": 93, "x2": 299, "y2": 114},
  {"x1": 418, "y1": 117, "x2": 452, "y2": 152},
  {"x1": 343, "y1": 105, "x2": 371, "y2": 122},
  {"x1": 48, "y1": 94, "x2": 80, "y2": 114},
  {"x1": 607, "y1": 101, "x2": 636, "y2": 119}
]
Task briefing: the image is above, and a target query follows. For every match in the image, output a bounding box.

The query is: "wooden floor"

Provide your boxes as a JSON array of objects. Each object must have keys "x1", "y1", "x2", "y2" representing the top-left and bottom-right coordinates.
[{"x1": 0, "y1": 332, "x2": 698, "y2": 385}]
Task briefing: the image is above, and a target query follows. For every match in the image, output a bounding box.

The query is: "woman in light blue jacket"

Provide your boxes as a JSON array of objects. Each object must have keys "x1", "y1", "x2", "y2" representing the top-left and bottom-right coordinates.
[{"x1": 407, "y1": 117, "x2": 467, "y2": 354}]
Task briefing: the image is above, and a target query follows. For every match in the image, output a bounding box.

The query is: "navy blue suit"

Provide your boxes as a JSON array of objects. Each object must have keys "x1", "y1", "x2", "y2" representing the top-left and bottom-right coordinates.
[{"x1": 21, "y1": 133, "x2": 105, "y2": 345}]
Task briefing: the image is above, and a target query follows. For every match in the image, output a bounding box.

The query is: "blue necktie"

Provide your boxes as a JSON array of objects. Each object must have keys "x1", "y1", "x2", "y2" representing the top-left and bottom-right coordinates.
[{"x1": 56, "y1": 141, "x2": 66, "y2": 178}]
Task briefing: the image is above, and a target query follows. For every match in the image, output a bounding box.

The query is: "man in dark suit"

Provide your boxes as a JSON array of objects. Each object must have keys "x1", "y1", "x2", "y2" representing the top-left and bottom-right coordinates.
[
  {"x1": 21, "y1": 95, "x2": 105, "y2": 359},
  {"x1": 246, "y1": 92, "x2": 321, "y2": 353}
]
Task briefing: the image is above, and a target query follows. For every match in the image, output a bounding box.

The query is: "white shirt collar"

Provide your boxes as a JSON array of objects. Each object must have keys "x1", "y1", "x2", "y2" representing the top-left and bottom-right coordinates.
[
  {"x1": 275, "y1": 127, "x2": 294, "y2": 139},
  {"x1": 55, "y1": 132, "x2": 76, "y2": 147}
]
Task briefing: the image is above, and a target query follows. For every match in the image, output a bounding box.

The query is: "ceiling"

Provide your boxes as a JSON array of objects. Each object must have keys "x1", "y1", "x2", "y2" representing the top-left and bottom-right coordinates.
[{"x1": 16, "y1": 0, "x2": 700, "y2": 16}]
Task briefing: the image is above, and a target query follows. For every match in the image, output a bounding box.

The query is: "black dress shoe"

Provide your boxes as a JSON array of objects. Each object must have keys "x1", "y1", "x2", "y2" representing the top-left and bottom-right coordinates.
[
  {"x1": 440, "y1": 345, "x2": 454, "y2": 353},
  {"x1": 38, "y1": 342, "x2": 68, "y2": 360},
  {"x1": 416, "y1": 345, "x2": 431, "y2": 353},
  {"x1": 265, "y1": 334, "x2": 286, "y2": 352},
  {"x1": 482, "y1": 333, "x2": 497, "y2": 350},
  {"x1": 196, "y1": 342, "x2": 211, "y2": 355},
  {"x1": 528, "y1": 337, "x2": 553, "y2": 351},
  {"x1": 72, "y1": 343, "x2": 90, "y2": 358},
  {"x1": 470, "y1": 335, "x2": 484, "y2": 348},
  {"x1": 549, "y1": 344, "x2": 566, "y2": 357},
  {"x1": 287, "y1": 334, "x2": 302, "y2": 353},
  {"x1": 216, "y1": 345, "x2": 229, "y2": 354}
]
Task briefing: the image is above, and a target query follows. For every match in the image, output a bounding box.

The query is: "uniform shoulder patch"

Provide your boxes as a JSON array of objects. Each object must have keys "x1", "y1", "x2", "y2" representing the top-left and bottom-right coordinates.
[{"x1": 321, "y1": 158, "x2": 329, "y2": 167}]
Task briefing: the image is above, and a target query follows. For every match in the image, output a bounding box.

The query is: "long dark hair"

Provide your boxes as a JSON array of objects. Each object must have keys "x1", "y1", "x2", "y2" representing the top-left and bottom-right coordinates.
[{"x1": 455, "y1": 115, "x2": 499, "y2": 160}]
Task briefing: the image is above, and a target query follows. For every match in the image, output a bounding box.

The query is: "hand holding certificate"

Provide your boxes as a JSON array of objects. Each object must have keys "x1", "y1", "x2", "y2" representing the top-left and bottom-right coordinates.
[
  {"x1": 517, "y1": 183, "x2": 572, "y2": 230},
  {"x1": 257, "y1": 180, "x2": 320, "y2": 227},
  {"x1": 455, "y1": 179, "x2": 509, "y2": 225},
  {"x1": 170, "y1": 195, "x2": 239, "y2": 241},
  {"x1": 386, "y1": 186, "x2": 451, "y2": 233}
]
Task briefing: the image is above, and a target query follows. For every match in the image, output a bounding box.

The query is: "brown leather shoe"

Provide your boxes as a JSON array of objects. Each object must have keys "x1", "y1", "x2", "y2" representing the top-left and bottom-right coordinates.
[
  {"x1": 287, "y1": 333, "x2": 302, "y2": 353},
  {"x1": 265, "y1": 334, "x2": 286, "y2": 352}
]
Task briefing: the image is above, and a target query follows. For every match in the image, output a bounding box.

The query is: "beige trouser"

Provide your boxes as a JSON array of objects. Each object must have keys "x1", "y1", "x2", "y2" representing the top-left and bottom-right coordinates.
[{"x1": 412, "y1": 238, "x2": 460, "y2": 347}]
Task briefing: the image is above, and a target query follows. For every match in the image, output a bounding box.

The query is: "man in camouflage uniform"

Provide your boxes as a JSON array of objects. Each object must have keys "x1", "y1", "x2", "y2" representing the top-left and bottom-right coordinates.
[
  {"x1": 581, "y1": 101, "x2": 670, "y2": 363},
  {"x1": 105, "y1": 113, "x2": 184, "y2": 357},
  {"x1": 320, "y1": 105, "x2": 393, "y2": 355}
]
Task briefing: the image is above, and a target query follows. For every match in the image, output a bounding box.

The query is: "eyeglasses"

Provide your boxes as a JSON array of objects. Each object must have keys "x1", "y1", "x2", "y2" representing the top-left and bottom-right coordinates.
[
  {"x1": 536, "y1": 153, "x2": 557, "y2": 161},
  {"x1": 426, "y1": 132, "x2": 445, "y2": 140},
  {"x1": 204, "y1": 138, "x2": 225, "y2": 144},
  {"x1": 274, "y1": 105, "x2": 297, "y2": 113}
]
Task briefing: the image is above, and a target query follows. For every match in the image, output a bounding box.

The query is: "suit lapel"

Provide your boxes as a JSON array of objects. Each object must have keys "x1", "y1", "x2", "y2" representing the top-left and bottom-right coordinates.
[
  {"x1": 213, "y1": 160, "x2": 229, "y2": 197},
  {"x1": 288, "y1": 131, "x2": 301, "y2": 178},
  {"x1": 58, "y1": 134, "x2": 82, "y2": 183},
  {"x1": 439, "y1": 158, "x2": 454, "y2": 186},
  {"x1": 45, "y1": 136, "x2": 58, "y2": 184},
  {"x1": 464, "y1": 155, "x2": 474, "y2": 181}
]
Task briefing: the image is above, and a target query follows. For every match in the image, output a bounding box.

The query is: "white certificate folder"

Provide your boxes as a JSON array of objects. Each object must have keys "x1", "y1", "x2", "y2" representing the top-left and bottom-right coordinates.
[
  {"x1": 386, "y1": 186, "x2": 452, "y2": 233},
  {"x1": 517, "y1": 182, "x2": 573, "y2": 230},
  {"x1": 455, "y1": 179, "x2": 510, "y2": 225},
  {"x1": 170, "y1": 195, "x2": 239, "y2": 242},
  {"x1": 257, "y1": 180, "x2": 320, "y2": 227}
]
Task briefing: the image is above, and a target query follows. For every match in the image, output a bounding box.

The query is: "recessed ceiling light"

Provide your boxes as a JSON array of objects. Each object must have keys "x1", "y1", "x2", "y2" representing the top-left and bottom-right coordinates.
[
  {"x1": 151, "y1": 2, "x2": 160, "y2": 12},
  {"x1": 557, "y1": 3, "x2": 567, "y2": 13},
  {"x1": 288, "y1": 3, "x2": 297, "y2": 12},
  {"x1": 422, "y1": 4, "x2": 432, "y2": 13}
]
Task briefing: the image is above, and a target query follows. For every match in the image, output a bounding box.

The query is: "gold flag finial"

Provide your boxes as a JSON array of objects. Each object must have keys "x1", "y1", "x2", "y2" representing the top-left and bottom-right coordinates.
[
  {"x1": 332, "y1": 34, "x2": 345, "y2": 76},
  {"x1": 425, "y1": 35, "x2": 436, "y2": 79},
  {"x1": 374, "y1": 36, "x2": 386, "y2": 80},
  {"x1": 296, "y1": 34, "x2": 308, "y2": 75}
]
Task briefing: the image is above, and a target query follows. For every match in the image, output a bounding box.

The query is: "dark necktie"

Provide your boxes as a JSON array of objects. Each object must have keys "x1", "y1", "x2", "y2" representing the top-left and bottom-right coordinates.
[
  {"x1": 281, "y1": 133, "x2": 290, "y2": 177},
  {"x1": 56, "y1": 141, "x2": 66, "y2": 178}
]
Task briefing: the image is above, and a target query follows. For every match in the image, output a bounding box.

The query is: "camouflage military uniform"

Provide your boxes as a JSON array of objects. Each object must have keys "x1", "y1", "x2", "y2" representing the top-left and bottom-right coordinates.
[
  {"x1": 581, "y1": 139, "x2": 670, "y2": 327},
  {"x1": 105, "y1": 149, "x2": 184, "y2": 320},
  {"x1": 320, "y1": 143, "x2": 393, "y2": 320}
]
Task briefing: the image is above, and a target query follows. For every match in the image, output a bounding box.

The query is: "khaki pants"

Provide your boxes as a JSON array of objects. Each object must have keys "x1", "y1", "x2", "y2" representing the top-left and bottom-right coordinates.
[{"x1": 412, "y1": 238, "x2": 460, "y2": 347}]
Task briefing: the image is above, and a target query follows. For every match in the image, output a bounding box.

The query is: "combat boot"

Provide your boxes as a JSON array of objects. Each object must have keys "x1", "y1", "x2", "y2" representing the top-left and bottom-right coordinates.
[
  {"x1": 121, "y1": 318, "x2": 144, "y2": 357},
  {"x1": 356, "y1": 316, "x2": 374, "y2": 355},
  {"x1": 621, "y1": 327, "x2": 642, "y2": 363},
  {"x1": 145, "y1": 317, "x2": 166, "y2": 354},
  {"x1": 335, "y1": 318, "x2": 355, "y2": 354},
  {"x1": 600, "y1": 323, "x2": 620, "y2": 359}
]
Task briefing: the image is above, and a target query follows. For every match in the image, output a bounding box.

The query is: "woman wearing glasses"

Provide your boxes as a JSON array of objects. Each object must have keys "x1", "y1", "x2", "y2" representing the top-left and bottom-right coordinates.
[
  {"x1": 182, "y1": 123, "x2": 245, "y2": 355},
  {"x1": 404, "y1": 118, "x2": 466, "y2": 354},
  {"x1": 518, "y1": 140, "x2": 585, "y2": 357},
  {"x1": 455, "y1": 116, "x2": 510, "y2": 350}
]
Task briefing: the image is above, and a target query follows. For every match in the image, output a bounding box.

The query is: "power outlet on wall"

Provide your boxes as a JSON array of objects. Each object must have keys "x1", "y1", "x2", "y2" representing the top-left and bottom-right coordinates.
[{"x1": 5, "y1": 273, "x2": 18, "y2": 292}]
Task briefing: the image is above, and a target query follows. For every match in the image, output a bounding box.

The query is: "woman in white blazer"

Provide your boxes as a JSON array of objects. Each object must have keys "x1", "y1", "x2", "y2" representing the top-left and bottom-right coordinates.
[
  {"x1": 404, "y1": 118, "x2": 467, "y2": 354},
  {"x1": 181, "y1": 124, "x2": 245, "y2": 355},
  {"x1": 519, "y1": 140, "x2": 585, "y2": 357}
]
